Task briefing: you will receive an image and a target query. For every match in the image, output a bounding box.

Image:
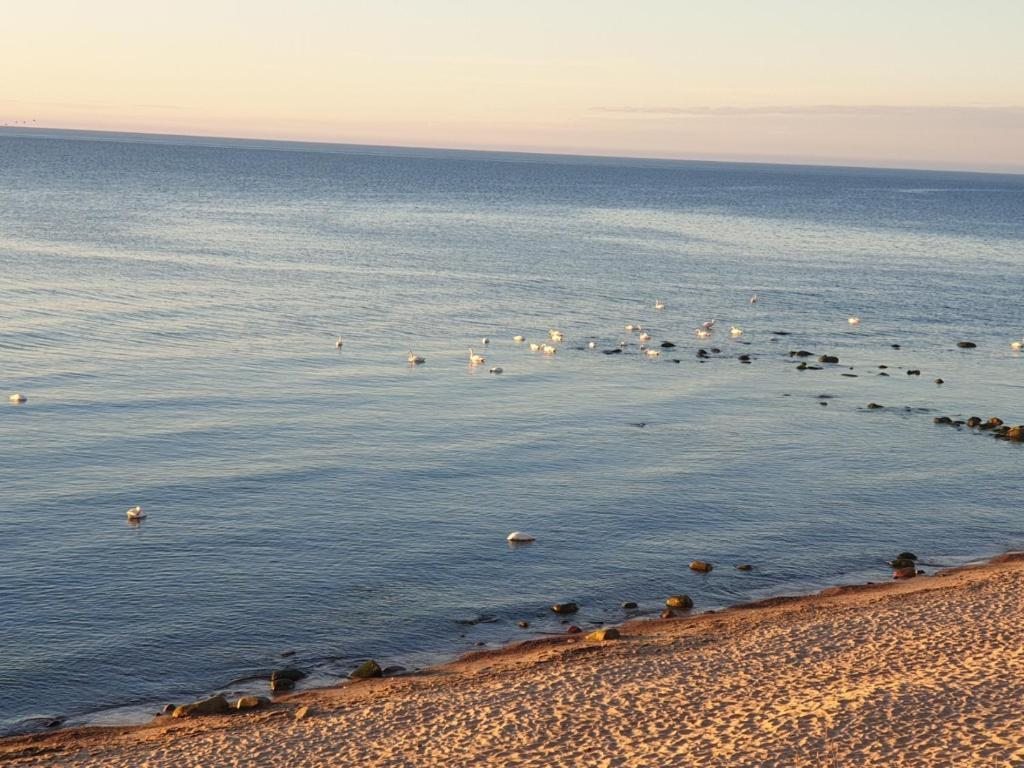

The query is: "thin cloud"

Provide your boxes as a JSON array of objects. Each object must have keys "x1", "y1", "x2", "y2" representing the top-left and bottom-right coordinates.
[{"x1": 593, "y1": 104, "x2": 1024, "y2": 117}]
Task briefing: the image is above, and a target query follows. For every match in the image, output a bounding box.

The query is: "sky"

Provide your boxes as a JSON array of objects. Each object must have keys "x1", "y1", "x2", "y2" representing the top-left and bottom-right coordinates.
[{"x1": 2, "y1": 0, "x2": 1022, "y2": 171}]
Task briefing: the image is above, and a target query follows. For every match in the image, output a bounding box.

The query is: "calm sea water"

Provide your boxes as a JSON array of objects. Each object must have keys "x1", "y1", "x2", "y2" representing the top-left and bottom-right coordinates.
[{"x1": 1, "y1": 130, "x2": 1022, "y2": 735}]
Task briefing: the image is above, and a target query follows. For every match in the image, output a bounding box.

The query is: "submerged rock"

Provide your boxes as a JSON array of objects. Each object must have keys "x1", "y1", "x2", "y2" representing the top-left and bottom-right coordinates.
[
  {"x1": 818, "y1": 355, "x2": 839, "y2": 364},
  {"x1": 956, "y1": 341, "x2": 977, "y2": 348},
  {"x1": 689, "y1": 560, "x2": 713, "y2": 573},
  {"x1": 660, "y1": 341, "x2": 676, "y2": 348},
  {"x1": 621, "y1": 601, "x2": 638, "y2": 610},
  {"x1": 551, "y1": 602, "x2": 579, "y2": 614},
  {"x1": 665, "y1": 595, "x2": 693, "y2": 610},
  {"x1": 867, "y1": 403, "x2": 884, "y2": 409},
  {"x1": 933, "y1": 416, "x2": 952, "y2": 424}
]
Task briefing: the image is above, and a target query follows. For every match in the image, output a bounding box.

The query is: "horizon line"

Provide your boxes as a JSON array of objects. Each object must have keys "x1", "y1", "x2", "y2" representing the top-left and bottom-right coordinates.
[{"x1": 1, "y1": 124, "x2": 1022, "y2": 177}]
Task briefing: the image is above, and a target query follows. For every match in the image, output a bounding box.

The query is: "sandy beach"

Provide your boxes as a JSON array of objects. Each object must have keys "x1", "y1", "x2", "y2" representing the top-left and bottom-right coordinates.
[{"x1": 4, "y1": 554, "x2": 1023, "y2": 767}]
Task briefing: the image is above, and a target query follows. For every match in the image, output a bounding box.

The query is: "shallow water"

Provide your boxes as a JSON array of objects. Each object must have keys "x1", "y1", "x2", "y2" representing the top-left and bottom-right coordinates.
[{"x1": 1, "y1": 129, "x2": 1023, "y2": 734}]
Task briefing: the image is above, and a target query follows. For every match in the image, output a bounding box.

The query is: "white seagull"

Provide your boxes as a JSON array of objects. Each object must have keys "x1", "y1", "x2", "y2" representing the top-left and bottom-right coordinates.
[
  {"x1": 335, "y1": 336, "x2": 344, "y2": 349},
  {"x1": 513, "y1": 335, "x2": 525, "y2": 343},
  {"x1": 750, "y1": 293, "x2": 758, "y2": 304},
  {"x1": 469, "y1": 348, "x2": 486, "y2": 365},
  {"x1": 407, "y1": 351, "x2": 426, "y2": 365},
  {"x1": 126, "y1": 505, "x2": 146, "y2": 520},
  {"x1": 654, "y1": 299, "x2": 666, "y2": 310},
  {"x1": 848, "y1": 316, "x2": 861, "y2": 325},
  {"x1": 701, "y1": 319, "x2": 716, "y2": 330},
  {"x1": 8, "y1": 393, "x2": 27, "y2": 404},
  {"x1": 1011, "y1": 340, "x2": 1023, "y2": 351},
  {"x1": 730, "y1": 326, "x2": 743, "y2": 337}
]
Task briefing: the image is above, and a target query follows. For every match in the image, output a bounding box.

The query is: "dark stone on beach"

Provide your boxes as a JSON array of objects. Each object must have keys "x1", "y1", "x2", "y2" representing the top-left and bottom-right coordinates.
[
  {"x1": 660, "y1": 341, "x2": 676, "y2": 348},
  {"x1": 172, "y1": 695, "x2": 230, "y2": 718},
  {"x1": 907, "y1": 370, "x2": 921, "y2": 376},
  {"x1": 587, "y1": 627, "x2": 620, "y2": 642},
  {"x1": 552, "y1": 601, "x2": 579, "y2": 614},
  {"x1": 234, "y1": 696, "x2": 269, "y2": 711},
  {"x1": 934, "y1": 378, "x2": 944, "y2": 384},
  {"x1": 603, "y1": 348, "x2": 622, "y2": 355},
  {"x1": 294, "y1": 705, "x2": 311, "y2": 721},
  {"x1": 271, "y1": 677, "x2": 295, "y2": 693},
  {"x1": 818, "y1": 355, "x2": 839, "y2": 364},
  {"x1": 566, "y1": 625, "x2": 582, "y2": 634},
  {"x1": 933, "y1": 416, "x2": 953, "y2": 424},
  {"x1": 736, "y1": 564, "x2": 753, "y2": 571},
  {"x1": 621, "y1": 601, "x2": 638, "y2": 610},
  {"x1": 689, "y1": 560, "x2": 713, "y2": 573},
  {"x1": 867, "y1": 403, "x2": 883, "y2": 409},
  {"x1": 517, "y1": 620, "x2": 530, "y2": 628},
  {"x1": 350, "y1": 660, "x2": 383, "y2": 679},
  {"x1": 897, "y1": 552, "x2": 918, "y2": 561},
  {"x1": 665, "y1": 594, "x2": 693, "y2": 610},
  {"x1": 382, "y1": 665, "x2": 407, "y2": 675},
  {"x1": 271, "y1": 668, "x2": 306, "y2": 684},
  {"x1": 956, "y1": 341, "x2": 977, "y2": 348},
  {"x1": 1003, "y1": 426, "x2": 1024, "y2": 442},
  {"x1": 966, "y1": 416, "x2": 982, "y2": 428}
]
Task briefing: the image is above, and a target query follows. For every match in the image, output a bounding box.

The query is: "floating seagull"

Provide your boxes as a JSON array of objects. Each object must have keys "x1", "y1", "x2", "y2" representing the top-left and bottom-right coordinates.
[
  {"x1": 644, "y1": 348, "x2": 661, "y2": 357},
  {"x1": 730, "y1": 326, "x2": 743, "y2": 337},
  {"x1": 528, "y1": 342, "x2": 542, "y2": 352},
  {"x1": 541, "y1": 344, "x2": 557, "y2": 355},
  {"x1": 126, "y1": 505, "x2": 146, "y2": 520},
  {"x1": 548, "y1": 329, "x2": 565, "y2": 342},
  {"x1": 407, "y1": 351, "x2": 426, "y2": 365},
  {"x1": 335, "y1": 337, "x2": 344, "y2": 349},
  {"x1": 587, "y1": 340, "x2": 597, "y2": 349},
  {"x1": 489, "y1": 366, "x2": 503, "y2": 374},
  {"x1": 639, "y1": 331, "x2": 652, "y2": 343},
  {"x1": 695, "y1": 328, "x2": 711, "y2": 339},
  {"x1": 507, "y1": 531, "x2": 535, "y2": 543},
  {"x1": 654, "y1": 299, "x2": 666, "y2": 310},
  {"x1": 750, "y1": 294, "x2": 758, "y2": 304},
  {"x1": 8, "y1": 393, "x2": 26, "y2": 403},
  {"x1": 1012, "y1": 340, "x2": 1023, "y2": 350},
  {"x1": 848, "y1": 316, "x2": 861, "y2": 325},
  {"x1": 625, "y1": 323, "x2": 640, "y2": 332},
  {"x1": 513, "y1": 335, "x2": 525, "y2": 343},
  {"x1": 469, "y1": 348, "x2": 486, "y2": 365},
  {"x1": 701, "y1": 319, "x2": 716, "y2": 330},
  {"x1": 481, "y1": 337, "x2": 490, "y2": 345}
]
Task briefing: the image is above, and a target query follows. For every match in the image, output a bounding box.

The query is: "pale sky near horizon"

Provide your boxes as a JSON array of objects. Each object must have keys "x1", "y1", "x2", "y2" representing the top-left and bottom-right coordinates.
[{"x1": 2, "y1": 1, "x2": 1022, "y2": 171}]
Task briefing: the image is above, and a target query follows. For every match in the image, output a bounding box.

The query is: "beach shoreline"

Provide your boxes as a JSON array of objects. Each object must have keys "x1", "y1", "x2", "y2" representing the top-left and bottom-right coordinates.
[{"x1": 5, "y1": 551, "x2": 1023, "y2": 767}]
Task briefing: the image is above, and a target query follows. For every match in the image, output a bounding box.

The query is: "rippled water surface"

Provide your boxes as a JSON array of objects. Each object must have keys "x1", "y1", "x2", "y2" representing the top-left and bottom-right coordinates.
[{"x1": 1, "y1": 130, "x2": 1023, "y2": 734}]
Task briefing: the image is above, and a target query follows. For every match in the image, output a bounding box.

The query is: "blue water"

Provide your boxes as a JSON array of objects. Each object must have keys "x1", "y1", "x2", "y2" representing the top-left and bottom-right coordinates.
[{"x1": 1, "y1": 129, "x2": 1023, "y2": 735}]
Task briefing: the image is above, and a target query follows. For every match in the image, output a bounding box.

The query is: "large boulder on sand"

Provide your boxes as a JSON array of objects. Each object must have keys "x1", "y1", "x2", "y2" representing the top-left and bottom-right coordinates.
[
  {"x1": 586, "y1": 627, "x2": 621, "y2": 642},
  {"x1": 350, "y1": 660, "x2": 383, "y2": 679},
  {"x1": 665, "y1": 595, "x2": 694, "y2": 610},
  {"x1": 172, "y1": 695, "x2": 230, "y2": 718}
]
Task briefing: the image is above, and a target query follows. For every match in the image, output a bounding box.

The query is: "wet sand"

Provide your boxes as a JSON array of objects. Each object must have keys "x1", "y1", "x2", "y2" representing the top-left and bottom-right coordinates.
[{"x1": 4, "y1": 554, "x2": 1024, "y2": 767}]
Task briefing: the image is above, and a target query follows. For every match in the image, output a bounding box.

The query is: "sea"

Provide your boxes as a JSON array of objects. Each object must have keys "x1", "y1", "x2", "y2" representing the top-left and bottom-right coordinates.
[{"x1": 1, "y1": 129, "x2": 1022, "y2": 736}]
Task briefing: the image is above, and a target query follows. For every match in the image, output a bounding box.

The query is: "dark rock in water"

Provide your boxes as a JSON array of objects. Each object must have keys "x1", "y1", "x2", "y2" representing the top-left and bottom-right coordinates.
[
  {"x1": 621, "y1": 601, "x2": 638, "y2": 610},
  {"x1": 660, "y1": 341, "x2": 676, "y2": 348},
  {"x1": 987, "y1": 417, "x2": 1004, "y2": 428},
  {"x1": 796, "y1": 362, "x2": 807, "y2": 370},
  {"x1": 672, "y1": 359, "x2": 681, "y2": 363},
  {"x1": 736, "y1": 564, "x2": 753, "y2": 571},
  {"x1": 891, "y1": 344, "x2": 901, "y2": 349},
  {"x1": 172, "y1": 695, "x2": 230, "y2": 718},
  {"x1": 271, "y1": 668, "x2": 306, "y2": 684},
  {"x1": 603, "y1": 348, "x2": 622, "y2": 355},
  {"x1": 697, "y1": 349, "x2": 709, "y2": 358},
  {"x1": 878, "y1": 365, "x2": 888, "y2": 369},
  {"x1": 665, "y1": 594, "x2": 694, "y2": 610},
  {"x1": 841, "y1": 373, "x2": 858, "y2": 377},
  {"x1": 897, "y1": 552, "x2": 918, "y2": 561},
  {"x1": 820, "y1": 402, "x2": 828, "y2": 406},
  {"x1": 966, "y1": 416, "x2": 982, "y2": 428},
  {"x1": 271, "y1": 677, "x2": 295, "y2": 693},
  {"x1": 934, "y1": 378, "x2": 944, "y2": 385},
  {"x1": 790, "y1": 350, "x2": 813, "y2": 357},
  {"x1": 350, "y1": 660, "x2": 383, "y2": 679},
  {"x1": 890, "y1": 557, "x2": 917, "y2": 569},
  {"x1": 893, "y1": 566, "x2": 917, "y2": 580},
  {"x1": 817, "y1": 394, "x2": 835, "y2": 399},
  {"x1": 818, "y1": 355, "x2": 839, "y2": 364},
  {"x1": 382, "y1": 665, "x2": 407, "y2": 675},
  {"x1": 738, "y1": 354, "x2": 751, "y2": 362},
  {"x1": 879, "y1": 371, "x2": 890, "y2": 376},
  {"x1": 907, "y1": 370, "x2": 921, "y2": 376},
  {"x1": 867, "y1": 403, "x2": 883, "y2": 409},
  {"x1": 689, "y1": 560, "x2": 713, "y2": 573},
  {"x1": 933, "y1": 416, "x2": 953, "y2": 424},
  {"x1": 566, "y1": 625, "x2": 582, "y2": 634},
  {"x1": 773, "y1": 331, "x2": 791, "y2": 336},
  {"x1": 957, "y1": 341, "x2": 977, "y2": 348},
  {"x1": 1003, "y1": 425, "x2": 1023, "y2": 442},
  {"x1": 952, "y1": 420, "x2": 965, "y2": 426},
  {"x1": 280, "y1": 650, "x2": 296, "y2": 658},
  {"x1": 517, "y1": 620, "x2": 530, "y2": 628},
  {"x1": 629, "y1": 422, "x2": 647, "y2": 428},
  {"x1": 710, "y1": 348, "x2": 721, "y2": 354},
  {"x1": 551, "y1": 602, "x2": 579, "y2": 614}
]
